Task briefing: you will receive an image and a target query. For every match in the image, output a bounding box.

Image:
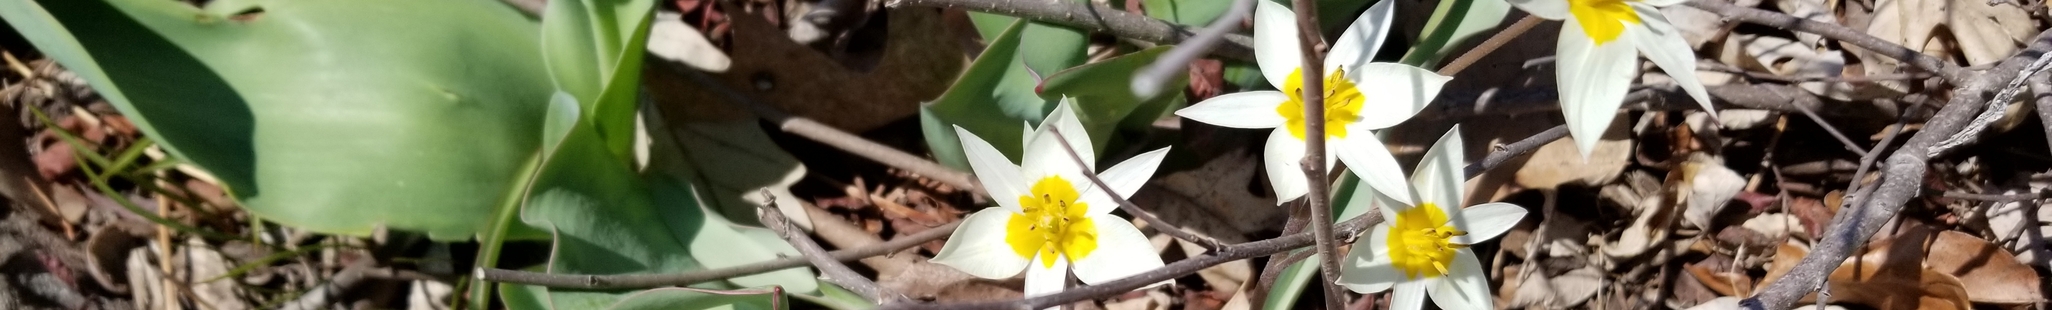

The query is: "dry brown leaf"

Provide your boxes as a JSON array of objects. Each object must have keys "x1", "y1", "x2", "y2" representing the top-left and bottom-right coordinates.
[
  {"x1": 1508, "y1": 265, "x2": 1604, "y2": 308},
  {"x1": 1857, "y1": 0, "x2": 2037, "y2": 93},
  {"x1": 1758, "y1": 232, "x2": 1975, "y2": 310},
  {"x1": 1922, "y1": 230, "x2": 2043, "y2": 304},
  {"x1": 1686, "y1": 261, "x2": 1755, "y2": 297},
  {"x1": 645, "y1": 5, "x2": 962, "y2": 131},
  {"x1": 1681, "y1": 155, "x2": 1746, "y2": 230},
  {"x1": 1133, "y1": 150, "x2": 1282, "y2": 238},
  {"x1": 1515, "y1": 113, "x2": 1631, "y2": 190}
]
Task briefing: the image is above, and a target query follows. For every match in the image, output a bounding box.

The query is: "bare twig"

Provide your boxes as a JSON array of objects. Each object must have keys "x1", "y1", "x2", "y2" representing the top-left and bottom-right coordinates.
[
  {"x1": 1686, "y1": 0, "x2": 1967, "y2": 82},
  {"x1": 1942, "y1": 190, "x2": 2051, "y2": 202},
  {"x1": 755, "y1": 190, "x2": 900, "y2": 303},
  {"x1": 879, "y1": 212, "x2": 1384, "y2": 310},
  {"x1": 2031, "y1": 64, "x2": 2052, "y2": 156},
  {"x1": 1786, "y1": 96, "x2": 1869, "y2": 157},
  {"x1": 1929, "y1": 52, "x2": 2052, "y2": 156},
  {"x1": 475, "y1": 221, "x2": 957, "y2": 290},
  {"x1": 1435, "y1": 15, "x2": 1542, "y2": 76},
  {"x1": 1285, "y1": 0, "x2": 1347, "y2": 308},
  {"x1": 1461, "y1": 124, "x2": 1569, "y2": 178},
  {"x1": 1742, "y1": 29, "x2": 2052, "y2": 310},
  {"x1": 885, "y1": 0, "x2": 1255, "y2": 61},
  {"x1": 1131, "y1": 0, "x2": 1253, "y2": 99},
  {"x1": 1045, "y1": 127, "x2": 1225, "y2": 250}
]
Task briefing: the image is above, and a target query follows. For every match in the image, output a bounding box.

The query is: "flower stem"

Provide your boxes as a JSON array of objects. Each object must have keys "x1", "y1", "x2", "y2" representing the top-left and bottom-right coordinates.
[{"x1": 1286, "y1": 0, "x2": 1347, "y2": 309}]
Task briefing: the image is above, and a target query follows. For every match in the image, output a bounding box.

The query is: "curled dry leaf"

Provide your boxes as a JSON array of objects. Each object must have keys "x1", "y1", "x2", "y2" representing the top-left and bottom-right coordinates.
[
  {"x1": 1923, "y1": 230, "x2": 2042, "y2": 304},
  {"x1": 1516, "y1": 115, "x2": 1632, "y2": 190},
  {"x1": 1681, "y1": 155, "x2": 1745, "y2": 230},
  {"x1": 1757, "y1": 224, "x2": 2036, "y2": 309},
  {"x1": 1857, "y1": 0, "x2": 2036, "y2": 93},
  {"x1": 1507, "y1": 265, "x2": 1604, "y2": 308}
]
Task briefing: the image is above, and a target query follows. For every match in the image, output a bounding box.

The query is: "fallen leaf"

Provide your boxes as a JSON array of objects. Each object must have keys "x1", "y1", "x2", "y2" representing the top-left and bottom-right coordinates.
[
  {"x1": 1922, "y1": 230, "x2": 2043, "y2": 304},
  {"x1": 1856, "y1": 0, "x2": 2036, "y2": 93},
  {"x1": 1515, "y1": 113, "x2": 1632, "y2": 189},
  {"x1": 1682, "y1": 155, "x2": 1746, "y2": 230},
  {"x1": 1508, "y1": 265, "x2": 1604, "y2": 308}
]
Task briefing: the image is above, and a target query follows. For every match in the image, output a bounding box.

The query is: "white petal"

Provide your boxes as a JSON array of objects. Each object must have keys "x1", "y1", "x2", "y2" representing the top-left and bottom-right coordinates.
[
  {"x1": 1079, "y1": 147, "x2": 1170, "y2": 215},
  {"x1": 1391, "y1": 280, "x2": 1429, "y2": 310},
  {"x1": 1325, "y1": 0, "x2": 1396, "y2": 73},
  {"x1": 1632, "y1": 5, "x2": 1714, "y2": 115},
  {"x1": 1338, "y1": 224, "x2": 1402, "y2": 293},
  {"x1": 1333, "y1": 134, "x2": 1415, "y2": 206},
  {"x1": 1023, "y1": 254, "x2": 1070, "y2": 298},
  {"x1": 1637, "y1": 0, "x2": 1688, "y2": 7},
  {"x1": 929, "y1": 209, "x2": 1032, "y2": 279},
  {"x1": 1176, "y1": 91, "x2": 1289, "y2": 129},
  {"x1": 1254, "y1": 0, "x2": 1303, "y2": 89},
  {"x1": 1021, "y1": 104, "x2": 1093, "y2": 187},
  {"x1": 1070, "y1": 214, "x2": 1169, "y2": 288},
  {"x1": 1340, "y1": 63, "x2": 1449, "y2": 130},
  {"x1": 1506, "y1": 0, "x2": 1571, "y2": 19},
  {"x1": 1376, "y1": 189, "x2": 1404, "y2": 224},
  {"x1": 1264, "y1": 129, "x2": 1309, "y2": 205},
  {"x1": 1411, "y1": 126, "x2": 1464, "y2": 211},
  {"x1": 1426, "y1": 250, "x2": 1494, "y2": 310},
  {"x1": 1451, "y1": 202, "x2": 1527, "y2": 244},
  {"x1": 1556, "y1": 20, "x2": 1640, "y2": 159},
  {"x1": 955, "y1": 126, "x2": 1029, "y2": 212}
]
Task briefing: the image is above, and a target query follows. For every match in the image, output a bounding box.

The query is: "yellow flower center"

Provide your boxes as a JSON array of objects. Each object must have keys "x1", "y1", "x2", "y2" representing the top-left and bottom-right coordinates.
[
  {"x1": 1386, "y1": 203, "x2": 1467, "y2": 279},
  {"x1": 1276, "y1": 67, "x2": 1365, "y2": 141},
  {"x1": 1569, "y1": 0, "x2": 1642, "y2": 45},
  {"x1": 1006, "y1": 176, "x2": 1099, "y2": 268}
]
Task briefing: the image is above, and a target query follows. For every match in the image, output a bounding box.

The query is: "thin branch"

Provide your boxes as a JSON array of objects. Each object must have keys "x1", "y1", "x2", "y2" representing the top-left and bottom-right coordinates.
[
  {"x1": 475, "y1": 220, "x2": 957, "y2": 290},
  {"x1": 1942, "y1": 190, "x2": 2050, "y2": 202},
  {"x1": 755, "y1": 190, "x2": 900, "y2": 303},
  {"x1": 1686, "y1": 0, "x2": 1967, "y2": 82},
  {"x1": 885, "y1": 0, "x2": 1255, "y2": 61},
  {"x1": 1741, "y1": 29, "x2": 2052, "y2": 310},
  {"x1": 652, "y1": 58, "x2": 982, "y2": 194},
  {"x1": 1786, "y1": 96, "x2": 1869, "y2": 158},
  {"x1": 1286, "y1": 0, "x2": 1348, "y2": 308},
  {"x1": 2033, "y1": 61, "x2": 2052, "y2": 157},
  {"x1": 1929, "y1": 52, "x2": 2052, "y2": 155},
  {"x1": 1045, "y1": 127, "x2": 1226, "y2": 250},
  {"x1": 1131, "y1": 0, "x2": 1254, "y2": 99},
  {"x1": 1435, "y1": 15, "x2": 1542, "y2": 76},
  {"x1": 879, "y1": 211, "x2": 1385, "y2": 310},
  {"x1": 1461, "y1": 124, "x2": 1569, "y2": 178}
]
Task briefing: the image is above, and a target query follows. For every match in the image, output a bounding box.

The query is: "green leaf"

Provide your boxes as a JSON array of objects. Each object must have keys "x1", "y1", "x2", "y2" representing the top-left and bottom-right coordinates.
[
  {"x1": 1266, "y1": 172, "x2": 1376, "y2": 309},
  {"x1": 607, "y1": 287, "x2": 787, "y2": 310},
  {"x1": 0, "y1": 0, "x2": 555, "y2": 239},
  {"x1": 1262, "y1": 252, "x2": 1320, "y2": 310},
  {"x1": 920, "y1": 19, "x2": 1088, "y2": 169},
  {"x1": 1397, "y1": 0, "x2": 1511, "y2": 67},
  {"x1": 541, "y1": 0, "x2": 657, "y2": 159},
  {"x1": 1034, "y1": 46, "x2": 1188, "y2": 143},
  {"x1": 1145, "y1": 0, "x2": 1232, "y2": 26}
]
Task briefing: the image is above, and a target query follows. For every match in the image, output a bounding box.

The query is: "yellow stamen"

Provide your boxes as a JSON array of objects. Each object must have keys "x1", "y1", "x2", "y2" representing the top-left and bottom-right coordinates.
[
  {"x1": 1569, "y1": 0, "x2": 1641, "y2": 45},
  {"x1": 1006, "y1": 176, "x2": 1099, "y2": 268},
  {"x1": 1275, "y1": 67, "x2": 1365, "y2": 140},
  {"x1": 1386, "y1": 203, "x2": 1466, "y2": 279}
]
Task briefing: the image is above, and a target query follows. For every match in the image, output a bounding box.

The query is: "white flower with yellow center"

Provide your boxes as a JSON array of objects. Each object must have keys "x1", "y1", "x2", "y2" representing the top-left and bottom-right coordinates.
[
  {"x1": 1507, "y1": 0, "x2": 1716, "y2": 156},
  {"x1": 1338, "y1": 126, "x2": 1527, "y2": 310},
  {"x1": 930, "y1": 101, "x2": 1170, "y2": 298},
  {"x1": 1173, "y1": 0, "x2": 1450, "y2": 206}
]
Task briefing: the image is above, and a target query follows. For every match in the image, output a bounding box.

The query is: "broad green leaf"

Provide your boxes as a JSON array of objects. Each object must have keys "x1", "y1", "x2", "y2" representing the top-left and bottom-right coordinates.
[
  {"x1": 1397, "y1": 0, "x2": 1511, "y2": 67},
  {"x1": 649, "y1": 119, "x2": 809, "y2": 229},
  {"x1": 0, "y1": 0, "x2": 554, "y2": 239},
  {"x1": 1262, "y1": 252, "x2": 1320, "y2": 310},
  {"x1": 1035, "y1": 46, "x2": 1188, "y2": 141},
  {"x1": 607, "y1": 287, "x2": 786, "y2": 310},
  {"x1": 1145, "y1": 0, "x2": 1232, "y2": 26},
  {"x1": 542, "y1": 0, "x2": 657, "y2": 159},
  {"x1": 921, "y1": 20, "x2": 1088, "y2": 169}
]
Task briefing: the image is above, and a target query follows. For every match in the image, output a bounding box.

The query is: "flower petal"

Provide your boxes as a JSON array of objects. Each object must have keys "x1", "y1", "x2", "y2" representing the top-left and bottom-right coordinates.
[
  {"x1": 1070, "y1": 214, "x2": 1169, "y2": 287},
  {"x1": 1024, "y1": 254, "x2": 1070, "y2": 298},
  {"x1": 1176, "y1": 91, "x2": 1289, "y2": 129},
  {"x1": 955, "y1": 126, "x2": 1029, "y2": 212},
  {"x1": 1556, "y1": 19, "x2": 1640, "y2": 158},
  {"x1": 1411, "y1": 126, "x2": 1464, "y2": 211},
  {"x1": 1507, "y1": 0, "x2": 1571, "y2": 19},
  {"x1": 930, "y1": 209, "x2": 1032, "y2": 279},
  {"x1": 1426, "y1": 250, "x2": 1494, "y2": 310},
  {"x1": 1391, "y1": 279, "x2": 1429, "y2": 310},
  {"x1": 1264, "y1": 129, "x2": 1309, "y2": 205},
  {"x1": 1632, "y1": 4, "x2": 1714, "y2": 115},
  {"x1": 1451, "y1": 202, "x2": 1527, "y2": 244},
  {"x1": 1341, "y1": 63, "x2": 1449, "y2": 130},
  {"x1": 1254, "y1": 0, "x2": 1303, "y2": 88},
  {"x1": 1079, "y1": 147, "x2": 1171, "y2": 215},
  {"x1": 1334, "y1": 134, "x2": 1415, "y2": 206},
  {"x1": 1338, "y1": 224, "x2": 1402, "y2": 293},
  {"x1": 1021, "y1": 103, "x2": 1093, "y2": 186},
  {"x1": 1325, "y1": 0, "x2": 1396, "y2": 73}
]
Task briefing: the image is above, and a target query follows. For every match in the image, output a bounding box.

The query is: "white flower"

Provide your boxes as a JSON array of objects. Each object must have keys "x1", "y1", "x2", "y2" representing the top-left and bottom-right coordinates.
[
  {"x1": 1506, "y1": 0, "x2": 1716, "y2": 157},
  {"x1": 1337, "y1": 125, "x2": 1527, "y2": 310},
  {"x1": 1173, "y1": 0, "x2": 1449, "y2": 206},
  {"x1": 930, "y1": 100, "x2": 1170, "y2": 299}
]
